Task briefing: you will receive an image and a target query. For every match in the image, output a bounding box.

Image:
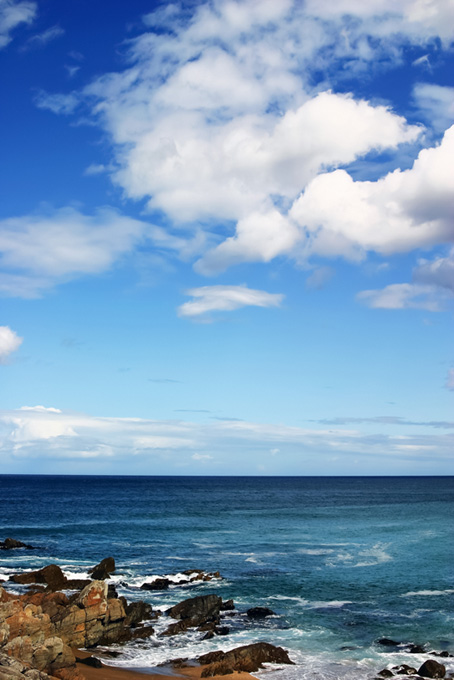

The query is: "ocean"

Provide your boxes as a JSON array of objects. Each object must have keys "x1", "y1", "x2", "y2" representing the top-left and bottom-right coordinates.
[{"x1": 0, "y1": 475, "x2": 453, "y2": 679}]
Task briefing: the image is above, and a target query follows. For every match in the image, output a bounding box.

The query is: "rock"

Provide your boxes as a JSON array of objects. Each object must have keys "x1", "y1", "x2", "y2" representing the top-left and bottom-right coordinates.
[
  {"x1": 140, "y1": 578, "x2": 170, "y2": 591},
  {"x1": 124, "y1": 601, "x2": 153, "y2": 627},
  {"x1": 377, "y1": 671, "x2": 394, "y2": 678},
  {"x1": 378, "y1": 639, "x2": 401, "y2": 647},
  {"x1": 409, "y1": 645, "x2": 426, "y2": 654},
  {"x1": 214, "y1": 626, "x2": 229, "y2": 636},
  {"x1": 89, "y1": 558, "x2": 115, "y2": 581},
  {"x1": 10, "y1": 566, "x2": 67, "y2": 592},
  {"x1": 76, "y1": 656, "x2": 103, "y2": 668},
  {"x1": 392, "y1": 664, "x2": 417, "y2": 675},
  {"x1": 418, "y1": 660, "x2": 446, "y2": 678},
  {"x1": 167, "y1": 594, "x2": 222, "y2": 625},
  {"x1": 220, "y1": 599, "x2": 235, "y2": 611},
  {"x1": 198, "y1": 642, "x2": 294, "y2": 674},
  {"x1": 246, "y1": 606, "x2": 275, "y2": 618},
  {"x1": 0, "y1": 539, "x2": 36, "y2": 551},
  {"x1": 64, "y1": 581, "x2": 90, "y2": 591}
]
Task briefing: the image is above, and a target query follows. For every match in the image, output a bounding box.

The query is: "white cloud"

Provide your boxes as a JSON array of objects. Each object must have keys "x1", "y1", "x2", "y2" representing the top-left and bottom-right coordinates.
[
  {"x1": 291, "y1": 125, "x2": 454, "y2": 261},
  {"x1": 0, "y1": 207, "x2": 148, "y2": 297},
  {"x1": 357, "y1": 283, "x2": 449, "y2": 311},
  {"x1": 0, "y1": 0, "x2": 36, "y2": 49},
  {"x1": 177, "y1": 285, "x2": 284, "y2": 318},
  {"x1": 0, "y1": 325, "x2": 23, "y2": 363},
  {"x1": 0, "y1": 406, "x2": 452, "y2": 471}
]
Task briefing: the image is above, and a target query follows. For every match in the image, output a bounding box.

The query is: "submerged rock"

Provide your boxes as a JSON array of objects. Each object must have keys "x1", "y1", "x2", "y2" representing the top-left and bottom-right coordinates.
[
  {"x1": 246, "y1": 606, "x2": 275, "y2": 618},
  {"x1": 0, "y1": 538, "x2": 37, "y2": 551}
]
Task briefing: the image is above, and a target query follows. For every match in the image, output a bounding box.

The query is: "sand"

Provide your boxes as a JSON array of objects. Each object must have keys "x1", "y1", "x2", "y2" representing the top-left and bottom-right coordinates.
[{"x1": 75, "y1": 650, "x2": 254, "y2": 680}]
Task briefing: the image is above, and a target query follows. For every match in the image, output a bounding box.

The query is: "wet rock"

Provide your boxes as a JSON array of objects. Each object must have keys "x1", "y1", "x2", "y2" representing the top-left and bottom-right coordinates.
[
  {"x1": 64, "y1": 580, "x2": 90, "y2": 591},
  {"x1": 214, "y1": 626, "x2": 230, "y2": 636},
  {"x1": 418, "y1": 660, "x2": 446, "y2": 678},
  {"x1": 409, "y1": 645, "x2": 426, "y2": 654},
  {"x1": 167, "y1": 594, "x2": 222, "y2": 625},
  {"x1": 89, "y1": 558, "x2": 115, "y2": 581},
  {"x1": 0, "y1": 539, "x2": 36, "y2": 551},
  {"x1": 393, "y1": 664, "x2": 417, "y2": 675},
  {"x1": 246, "y1": 606, "x2": 275, "y2": 618},
  {"x1": 377, "y1": 670, "x2": 394, "y2": 678},
  {"x1": 378, "y1": 639, "x2": 401, "y2": 647},
  {"x1": 220, "y1": 599, "x2": 235, "y2": 611},
  {"x1": 77, "y1": 656, "x2": 103, "y2": 668},
  {"x1": 199, "y1": 641, "x2": 294, "y2": 675},
  {"x1": 10, "y1": 565, "x2": 67, "y2": 592},
  {"x1": 124, "y1": 600, "x2": 153, "y2": 627},
  {"x1": 140, "y1": 578, "x2": 170, "y2": 591},
  {"x1": 202, "y1": 631, "x2": 215, "y2": 641}
]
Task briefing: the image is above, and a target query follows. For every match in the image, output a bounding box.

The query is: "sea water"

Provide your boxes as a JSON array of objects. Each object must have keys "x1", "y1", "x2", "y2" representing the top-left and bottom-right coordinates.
[{"x1": 0, "y1": 476, "x2": 453, "y2": 679}]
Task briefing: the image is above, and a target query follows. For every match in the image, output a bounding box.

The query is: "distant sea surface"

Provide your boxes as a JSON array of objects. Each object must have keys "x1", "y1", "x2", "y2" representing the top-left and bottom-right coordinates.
[{"x1": 1, "y1": 476, "x2": 453, "y2": 679}]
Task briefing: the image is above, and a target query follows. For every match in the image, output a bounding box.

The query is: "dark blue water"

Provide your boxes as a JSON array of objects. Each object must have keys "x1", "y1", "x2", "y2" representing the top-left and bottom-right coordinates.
[{"x1": 1, "y1": 476, "x2": 453, "y2": 679}]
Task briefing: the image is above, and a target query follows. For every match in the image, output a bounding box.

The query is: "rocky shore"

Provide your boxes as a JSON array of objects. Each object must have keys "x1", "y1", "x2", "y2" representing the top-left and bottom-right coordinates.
[
  {"x1": 0, "y1": 540, "x2": 452, "y2": 680},
  {"x1": 0, "y1": 548, "x2": 293, "y2": 680}
]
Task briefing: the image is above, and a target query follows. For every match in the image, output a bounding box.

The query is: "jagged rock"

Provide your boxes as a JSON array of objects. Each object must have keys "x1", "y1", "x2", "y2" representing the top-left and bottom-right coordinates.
[
  {"x1": 199, "y1": 641, "x2": 294, "y2": 675},
  {"x1": 377, "y1": 639, "x2": 401, "y2": 647},
  {"x1": 377, "y1": 670, "x2": 394, "y2": 678},
  {"x1": 0, "y1": 539, "x2": 36, "y2": 551},
  {"x1": 246, "y1": 606, "x2": 275, "y2": 618},
  {"x1": 140, "y1": 578, "x2": 170, "y2": 591},
  {"x1": 10, "y1": 566, "x2": 66, "y2": 592},
  {"x1": 168, "y1": 594, "x2": 222, "y2": 624},
  {"x1": 409, "y1": 645, "x2": 426, "y2": 654},
  {"x1": 214, "y1": 626, "x2": 229, "y2": 636},
  {"x1": 89, "y1": 558, "x2": 115, "y2": 581},
  {"x1": 220, "y1": 600, "x2": 234, "y2": 611},
  {"x1": 418, "y1": 660, "x2": 446, "y2": 678},
  {"x1": 392, "y1": 664, "x2": 417, "y2": 675},
  {"x1": 124, "y1": 601, "x2": 153, "y2": 627},
  {"x1": 64, "y1": 581, "x2": 90, "y2": 592}
]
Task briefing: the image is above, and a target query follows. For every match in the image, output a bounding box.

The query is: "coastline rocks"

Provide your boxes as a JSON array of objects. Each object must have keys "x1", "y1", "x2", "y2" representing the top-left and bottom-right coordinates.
[
  {"x1": 418, "y1": 660, "x2": 446, "y2": 678},
  {"x1": 10, "y1": 566, "x2": 67, "y2": 592},
  {"x1": 141, "y1": 578, "x2": 170, "y2": 591},
  {"x1": 0, "y1": 539, "x2": 36, "y2": 551},
  {"x1": 162, "y1": 594, "x2": 223, "y2": 638},
  {"x1": 198, "y1": 641, "x2": 294, "y2": 676},
  {"x1": 88, "y1": 558, "x2": 115, "y2": 581},
  {"x1": 246, "y1": 606, "x2": 275, "y2": 618}
]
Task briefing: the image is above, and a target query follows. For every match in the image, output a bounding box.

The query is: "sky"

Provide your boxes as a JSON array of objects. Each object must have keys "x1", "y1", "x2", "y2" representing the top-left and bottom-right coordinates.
[{"x1": 0, "y1": 0, "x2": 453, "y2": 476}]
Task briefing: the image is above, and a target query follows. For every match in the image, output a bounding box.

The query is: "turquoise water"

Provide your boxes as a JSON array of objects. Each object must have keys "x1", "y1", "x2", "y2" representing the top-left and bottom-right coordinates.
[{"x1": 0, "y1": 476, "x2": 453, "y2": 679}]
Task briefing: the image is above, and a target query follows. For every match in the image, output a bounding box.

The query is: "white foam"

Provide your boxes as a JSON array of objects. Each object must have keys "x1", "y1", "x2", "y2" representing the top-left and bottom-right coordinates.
[{"x1": 401, "y1": 589, "x2": 454, "y2": 597}]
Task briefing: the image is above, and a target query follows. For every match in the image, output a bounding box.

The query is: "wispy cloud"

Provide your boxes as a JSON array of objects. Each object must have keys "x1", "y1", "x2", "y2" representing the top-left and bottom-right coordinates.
[
  {"x1": 148, "y1": 378, "x2": 181, "y2": 384},
  {"x1": 21, "y1": 24, "x2": 64, "y2": 50},
  {"x1": 356, "y1": 283, "x2": 449, "y2": 311},
  {"x1": 446, "y1": 369, "x2": 454, "y2": 392},
  {"x1": 0, "y1": 0, "x2": 36, "y2": 49},
  {"x1": 178, "y1": 285, "x2": 284, "y2": 319}
]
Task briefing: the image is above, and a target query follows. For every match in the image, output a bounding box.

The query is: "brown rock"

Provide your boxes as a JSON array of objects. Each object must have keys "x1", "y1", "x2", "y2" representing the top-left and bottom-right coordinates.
[
  {"x1": 167, "y1": 594, "x2": 222, "y2": 625},
  {"x1": 10, "y1": 566, "x2": 66, "y2": 592},
  {"x1": 88, "y1": 558, "x2": 115, "y2": 581},
  {"x1": 199, "y1": 642, "x2": 294, "y2": 674}
]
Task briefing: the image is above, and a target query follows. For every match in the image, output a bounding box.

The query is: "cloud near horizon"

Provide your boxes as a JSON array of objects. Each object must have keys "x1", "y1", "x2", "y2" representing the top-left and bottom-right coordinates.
[{"x1": 0, "y1": 406, "x2": 452, "y2": 473}]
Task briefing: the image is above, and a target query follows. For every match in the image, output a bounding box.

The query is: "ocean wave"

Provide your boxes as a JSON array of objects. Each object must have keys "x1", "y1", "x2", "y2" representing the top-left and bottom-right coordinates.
[{"x1": 401, "y1": 589, "x2": 454, "y2": 597}]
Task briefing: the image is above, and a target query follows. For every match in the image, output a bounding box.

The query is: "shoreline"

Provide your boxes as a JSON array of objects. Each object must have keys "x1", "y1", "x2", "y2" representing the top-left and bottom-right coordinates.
[{"x1": 75, "y1": 649, "x2": 255, "y2": 680}]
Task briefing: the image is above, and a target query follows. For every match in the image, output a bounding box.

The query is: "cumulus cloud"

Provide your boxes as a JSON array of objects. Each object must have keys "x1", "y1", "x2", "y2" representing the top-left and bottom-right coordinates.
[
  {"x1": 39, "y1": 0, "x2": 451, "y2": 274},
  {"x1": 413, "y1": 251, "x2": 454, "y2": 292},
  {"x1": 0, "y1": 0, "x2": 36, "y2": 49},
  {"x1": 177, "y1": 285, "x2": 284, "y2": 318},
  {"x1": 0, "y1": 206, "x2": 148, "y2": 297},
  {"x1": 0, "y1": 325, "x2": 23, "y2": 363},
  {"x1": 291, "y1": 125, "x2": 454, "y2": 261}
]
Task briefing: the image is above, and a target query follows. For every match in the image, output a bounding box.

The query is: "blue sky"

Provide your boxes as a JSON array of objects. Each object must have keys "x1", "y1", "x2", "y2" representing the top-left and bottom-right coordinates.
[{"x1": 0, "y1": 0, "x2": 453, "y2": 475}]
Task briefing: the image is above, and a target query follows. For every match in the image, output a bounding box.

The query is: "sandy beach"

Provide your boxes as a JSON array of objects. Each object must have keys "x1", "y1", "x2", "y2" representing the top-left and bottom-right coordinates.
[{"x1": 75, "y1": 649, "x2": 254, "y2": 680}]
